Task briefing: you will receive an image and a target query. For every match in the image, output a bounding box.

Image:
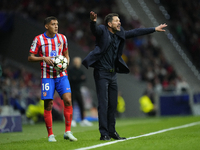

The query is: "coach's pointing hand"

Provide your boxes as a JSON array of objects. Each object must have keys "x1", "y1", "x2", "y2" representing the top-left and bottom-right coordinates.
[
  {"x1": 155, "y1": 23, "x2": 167, "y2": 32},
  {"x1": 90, "y1": 11, "x2": 97, "y2": 22}
]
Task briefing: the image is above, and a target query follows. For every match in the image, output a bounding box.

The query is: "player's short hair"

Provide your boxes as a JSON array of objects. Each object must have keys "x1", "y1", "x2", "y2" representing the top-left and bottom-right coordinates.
[
  {"x1": 44, "y1": 16, "x2": 57, "y2": 25},
  {"x1": 104, "y1": 13, "x2": 119, "y2": 27}
]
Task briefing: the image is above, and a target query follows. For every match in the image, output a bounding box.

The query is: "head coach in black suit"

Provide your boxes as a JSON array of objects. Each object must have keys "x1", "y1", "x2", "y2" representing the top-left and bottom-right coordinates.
[{"x1": 82, "y1": 11, "x2": 167, "y2": 141}]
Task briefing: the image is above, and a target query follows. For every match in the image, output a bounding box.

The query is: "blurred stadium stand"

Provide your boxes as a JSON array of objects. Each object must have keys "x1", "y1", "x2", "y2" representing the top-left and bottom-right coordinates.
[{"x1": 1, "y1": 0, "x2": 200, "y2": 119}]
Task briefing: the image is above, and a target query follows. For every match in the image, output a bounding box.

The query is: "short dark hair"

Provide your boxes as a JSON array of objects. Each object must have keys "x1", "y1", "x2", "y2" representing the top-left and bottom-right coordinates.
[
  {"x1": 104, "y1": 13, "x2": 119, "y2": 27},
  {"x1": 44, "y1": 16, "x2": 57, "y2": 25}
]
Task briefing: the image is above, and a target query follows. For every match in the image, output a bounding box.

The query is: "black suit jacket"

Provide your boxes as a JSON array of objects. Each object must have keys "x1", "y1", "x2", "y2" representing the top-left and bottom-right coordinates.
[{"x1": 82, "y1": 21, "x2": 155, "y2": 74}]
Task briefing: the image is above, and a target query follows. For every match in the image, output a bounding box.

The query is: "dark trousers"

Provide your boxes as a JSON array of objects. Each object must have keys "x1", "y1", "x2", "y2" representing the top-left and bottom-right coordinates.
[
  {"x1": 71, "y1": 90, "x2": 84, "y2": 120},
  {"x1": 93, "y1": 69, "x2": 118, "y2": 136}
]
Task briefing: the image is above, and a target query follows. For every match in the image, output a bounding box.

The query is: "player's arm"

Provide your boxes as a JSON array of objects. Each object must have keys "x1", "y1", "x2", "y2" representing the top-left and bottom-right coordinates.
[
  {"x1": 28, "y1": 53, "x2": 54, "y2": 66},
  {"x1": 29, "y1": 37, "x2": 54, "y2": 66},
  {"x1": 63, "y1": 50, "x2": 70, "y2": 66}
]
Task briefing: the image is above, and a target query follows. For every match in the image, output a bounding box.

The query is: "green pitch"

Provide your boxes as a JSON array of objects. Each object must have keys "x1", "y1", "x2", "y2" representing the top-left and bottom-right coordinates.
[{"x1": 1, "y1": 115, "x2": 200, "y2": 150}]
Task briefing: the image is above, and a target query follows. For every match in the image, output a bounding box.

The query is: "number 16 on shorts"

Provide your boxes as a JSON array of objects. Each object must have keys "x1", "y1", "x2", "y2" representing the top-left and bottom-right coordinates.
[{"x1": 41, "y1": 78, "x2": 55, "y2": 100}]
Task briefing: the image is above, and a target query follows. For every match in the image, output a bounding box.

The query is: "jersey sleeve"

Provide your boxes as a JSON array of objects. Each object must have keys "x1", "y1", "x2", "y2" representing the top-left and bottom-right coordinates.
[
  {"x1": 62, "y1": 35, "x2": 68, "y2": 53},
  {"x1": 30, "y1": 37, "x2": 40, "y2": 54}
]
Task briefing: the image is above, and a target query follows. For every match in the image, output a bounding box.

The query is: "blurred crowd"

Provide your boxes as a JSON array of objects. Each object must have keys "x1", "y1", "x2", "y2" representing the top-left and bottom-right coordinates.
[
  {"x1": 0, "y1": 56, "x2": 40, "y2": 109},
  {"x1": 160, "y1": 0, "x2": 200, "y2": 70},
  {"x1": 1, "y1": 0, "x2": 118, "y2": 52},
  {"x1": 0, "y1": 0, "x2": 193, "y2": 118}
]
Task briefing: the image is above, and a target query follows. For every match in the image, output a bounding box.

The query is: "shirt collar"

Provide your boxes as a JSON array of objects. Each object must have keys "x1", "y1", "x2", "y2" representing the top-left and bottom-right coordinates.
[{"x1": 44, "y1": 32, "x2": 57, "y2": 39}]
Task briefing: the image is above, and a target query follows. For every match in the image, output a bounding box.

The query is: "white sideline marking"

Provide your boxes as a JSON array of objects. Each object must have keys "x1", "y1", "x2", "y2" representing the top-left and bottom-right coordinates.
[{"x1": 75, "y1": 121, "x2": 200, "y2": 150}]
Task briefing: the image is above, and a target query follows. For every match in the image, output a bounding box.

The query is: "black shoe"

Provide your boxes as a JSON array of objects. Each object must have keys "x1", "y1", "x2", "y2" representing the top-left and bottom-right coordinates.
[
  {"x1": 100, "y1": 135, "x2": 111, "y2": 141},
  {"x1": 109, "y1": 132, "x2": 126, "y2": 140}
]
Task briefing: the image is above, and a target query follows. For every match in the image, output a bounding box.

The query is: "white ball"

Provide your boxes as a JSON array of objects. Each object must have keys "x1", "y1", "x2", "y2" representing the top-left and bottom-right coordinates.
[{"x1": 53, "y1": 55, "x2": 68, "y2": 71}]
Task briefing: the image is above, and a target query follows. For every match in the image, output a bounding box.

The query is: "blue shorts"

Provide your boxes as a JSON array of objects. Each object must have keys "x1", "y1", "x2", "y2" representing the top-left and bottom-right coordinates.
[{"x1": 41, "y1": 76, "x2": 71, "y2": 100}]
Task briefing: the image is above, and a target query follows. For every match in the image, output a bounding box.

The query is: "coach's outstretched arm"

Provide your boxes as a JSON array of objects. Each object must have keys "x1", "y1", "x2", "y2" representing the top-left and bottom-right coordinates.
[{"x1": 125, "y1": 23, "x2": 167, "y2": 39}]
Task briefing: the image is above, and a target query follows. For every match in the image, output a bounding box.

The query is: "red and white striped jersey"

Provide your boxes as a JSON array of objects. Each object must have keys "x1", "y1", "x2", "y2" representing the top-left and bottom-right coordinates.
[{"x1": 30, "y1": 32, "x2": 68, "y2": 78}]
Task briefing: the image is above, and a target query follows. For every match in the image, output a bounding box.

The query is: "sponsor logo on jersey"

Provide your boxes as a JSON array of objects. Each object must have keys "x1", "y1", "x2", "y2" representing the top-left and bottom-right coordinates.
[{"x1": 51, "y1": 51, "x2": 57, "y2": 57}]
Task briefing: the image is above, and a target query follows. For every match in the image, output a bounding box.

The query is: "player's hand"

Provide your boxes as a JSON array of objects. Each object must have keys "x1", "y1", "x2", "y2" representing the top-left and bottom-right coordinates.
[
  {"x1": 90, "y1": 11, "x2": 97, "y2": 22},
  {"x1": 43, "y1": 57, "x2": 54, "y2": 66},
  {"x1": 62, "y1": 67, "x2": 67, "y2": 72},
  {"x1": 155, "y1": 23, "x2": 167, "y2": 32}
]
